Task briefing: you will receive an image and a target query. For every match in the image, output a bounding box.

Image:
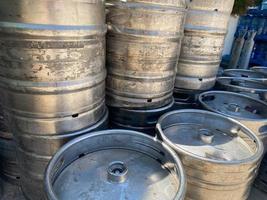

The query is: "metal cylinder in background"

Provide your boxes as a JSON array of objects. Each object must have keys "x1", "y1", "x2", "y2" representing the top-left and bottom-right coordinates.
[
  {"x1": 229, "y1": 31, "x2": 246, "y2": 69},
  {"x1": 199, "y1": 91, "x2": 267, "y2": 149},
  {"x1": 45, "y1": 130, "x2": 186, "y2": 200},
  {"x1": 109, "y1": 99, "x2": 174, "y2": 135},
  {"x1": 0, "y1": 107, "x2": 20, "y2": 185},
  {"x1": 223, "y1": 69, "x2": 267, "y2": 83},
  {"x1": 0, "y1": 1, "x2": 107, "y2": 199},
  {"x1": 175, "y1": 0, "x2": 235, "y2": 91},
  {"x1": 106, "y1": 0, "x2": 187, "y2": 108},
  {"x1": 216, "y1": 77, "x2": 267, "y2": 101},
  {"x1": 157, "y1": 109, "x2": 263, "y2": 200}
]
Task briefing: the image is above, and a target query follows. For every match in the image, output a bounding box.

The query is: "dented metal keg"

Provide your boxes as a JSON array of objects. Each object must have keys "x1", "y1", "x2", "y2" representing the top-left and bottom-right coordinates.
[
  {"x1": 251, "y1": 66, "x2": 267, "y2": 75},
  {"x1": 109, "y1": 98, "x2": 174, "y2": 135},
  {"x1": 199, "y1": 91, "x2": 267, "y2": 150},
  {"x1": 106, "y1": 0, "x2": 187, "y2": 108},
  {"x1": 157, "y1": 110, "x2": 263, "y2": 200},
  {"x1": 0, "y1": 1, "x2": 107, "y2": 199},
  {"x1": 216, "y1": 77, "x2": 267, "y2": 101},
  {"x1": 223, "y1": 69, "x2": 267, "y2": 83},
  {"x1": 45, "y1": 130, "x2": 186, "y2": 200},
  {"x1": 0, "y1": 110, "x2": 20, "y2": 185},
  {"x1": 175, "y1": 0, "x2": 235, "y2": 91}
]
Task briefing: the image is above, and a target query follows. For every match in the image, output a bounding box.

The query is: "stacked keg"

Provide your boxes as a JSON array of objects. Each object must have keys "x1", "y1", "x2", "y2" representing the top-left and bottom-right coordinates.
[
  {"x1": 0, "y1": 105, "x2": 20, "y2": 184},
  {"x1": 106, "y1": 0, "x2": 187, "y2": 134},
  {"x1": 174, "y1": 0, "x2": 235, "y2": 106},
  {"x1": 252, "y1": 66, "x2": 267, "y2": 75},
  {"x1": 0, "y1": 1, "x2": 107, "y2": 199}
]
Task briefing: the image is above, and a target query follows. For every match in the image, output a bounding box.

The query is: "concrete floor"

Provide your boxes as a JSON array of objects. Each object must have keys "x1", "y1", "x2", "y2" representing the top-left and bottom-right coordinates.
[{"x1": 0, "y1": 177, "x2": 266, "y2": 200}]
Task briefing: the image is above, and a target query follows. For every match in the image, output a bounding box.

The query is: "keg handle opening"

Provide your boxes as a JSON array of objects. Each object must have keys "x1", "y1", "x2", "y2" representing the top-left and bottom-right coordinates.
[
  {"x1": 107, "y1": 161, "x2": 128, "y2": 183},
  {"x1": 199, "y1": 129, "x2": 214, "y2": 144}
]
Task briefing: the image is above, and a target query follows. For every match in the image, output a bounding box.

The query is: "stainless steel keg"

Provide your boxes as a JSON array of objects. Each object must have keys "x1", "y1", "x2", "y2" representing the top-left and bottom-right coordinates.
[
  {"x1": 175, "y1": 0, "x2": 235, "y2": 91},
  {"x1": 45, "y1": 130, "x2": 186, "y2": 200},
  {"x1": 216, "y1": 77, "x2": 267, "y2": 101},
  {"x1": 251, "y1": 66, "x2": 267, "y2": 75},
  {"x1": 0, "y1": 1, "x2": 107, "y2": 199},
  {"x1": 157, "y1": 109, "x2": 263, "y2": 200},
  {"x1": 106, "y1": 0, "x2": 187, "y2": 108},
  {"x1": 223, "y1": 69, "x2": 267, "y2": 83}
]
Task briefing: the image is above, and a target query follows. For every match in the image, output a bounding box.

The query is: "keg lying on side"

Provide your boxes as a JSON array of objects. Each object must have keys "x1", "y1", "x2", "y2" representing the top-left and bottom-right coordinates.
[
  {"x1": 0, "y1": 110, "x2": 20, "y2": 185},
  {"x1": 199, "y1": 91, "x2": 267, "y2": 149},
  {"x1": 173, "y1": 88, "x2": 200, "y2": 109},
  {"x1": 0, "y1": 1, "x2": 107, "y2": 199},
  {"x1": 45, "y1": 130, "x2": 186, "y2": 200},
  {"x1": 216, "y1": 77, "x2": 267, "y2": 101},
  {"x1": 109, "y1": 99, "x2": 174, "y2": 135},
  {"x1": 175, "y1": 0, "x2": 235, "y2": 91},
  {"x1": 157, "y1": 110, "x2": 263, "y2": 200},
  {"x1": 106, "y1": 0, "x2": 187, "y2": 108},
  {"x1": 251, "y1": 66, "x2": 267, "y2": 75},
  {"x1": 223, "y1": 69, "x2": 267, "y2": 83}
]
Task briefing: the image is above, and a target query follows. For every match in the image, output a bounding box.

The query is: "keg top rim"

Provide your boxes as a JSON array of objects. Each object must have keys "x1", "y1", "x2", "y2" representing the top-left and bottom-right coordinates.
[
  {"x1": 45, "y1": 129, "x2": 186, "y2": 200},
  {"x1": 199, "y1": 91, "x2": 267, "y2": 121},
  {"x1": 223, "y1": 69, "x2": 267, "y2": 79},
  {"x1": 156, "y1": 109, "x2": 264, "y2": 165}
]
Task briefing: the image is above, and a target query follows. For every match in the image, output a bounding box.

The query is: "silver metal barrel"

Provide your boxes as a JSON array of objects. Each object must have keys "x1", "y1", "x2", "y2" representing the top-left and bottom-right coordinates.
[
  {"x1": 223, "y1": 69, "x2": 267, "y2": 83},
  {"x1": 0, "y1": 111, "x2": 20, "y2": 185},
  {"x1": 109, "y1": 99, "x2": 174, "y2": 135},
  {"x1": 199, "y1": 91, "x2": 267, "y2": 150},
  {"x1": 251, "y1": 66, "x2": 267, "y2": 75},
  {"x1": 106, "y1": 0, "x2": 187, "y2": 108},
  {"x1": 0, "y1": 1, "x2": 107, "y2": 199},
  {"x1": 255, "y1": 153, "x2": 267, "y2": 193},
  {"x1": 216, "y1": 77, "x2": 267, "y2": 101},
  {"x1": 157, "y1": 109, "x2": 263, "y2": 200},
  {"x1": 175, "y1": 0, "x2": 235, "y2": 91},
  {"x1": 44, "y1": 130, "x2": 186, "y2": 200}
]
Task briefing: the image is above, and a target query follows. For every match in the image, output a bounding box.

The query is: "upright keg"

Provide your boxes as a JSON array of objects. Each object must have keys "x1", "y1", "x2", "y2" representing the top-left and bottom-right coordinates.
[
  {"x1": 175, "y1": 0, "x2": 235, "y2": 91},
  {"x1": 223, "y1": 69, "x2": 267, "y2": 83},
  {"x1": 199, "y1": 91, "x2": 267, "y2": 150},
  {"x1": 106, "y1": 0, "x2": 187, "y2": 108},
  {"x1": 251, "y1": 66, "x2": 267, "y2": 75},
  {"x1": 0, "y1": 108, "x2": 20, "y2": 184},
  {"x1": 157, "y1": 110, "x2": 263, "y2": 200},
  {"x1": 216, "y1": 77, "x2": 267, "y2": 101},
  {"x1": 45, "y1": 130, "x2": 186, "y2": 200},
  {"x1": 109, "y1": 99, "x2": 174, "y2": 135},
  {"x1": 0, "y1": 1, "x2": 106, "y2": 199}
]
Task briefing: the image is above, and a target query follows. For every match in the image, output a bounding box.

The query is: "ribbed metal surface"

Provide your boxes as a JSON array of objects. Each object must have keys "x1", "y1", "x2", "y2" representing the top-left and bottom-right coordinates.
[
  {"x1": 199, "y1": 91, "x2": 267, "y2": 150},
  {"x1": 109, "y1": 99, "x2": 174, "y2": 135},
  {"x1": 251, "y1": 66, "x2": 267, "y2": 75},
  {"x1": 216, "y1": 77, "x2": 267, "y2": 101},
  {"x1": 0, "y1": 111, "x2": 20, "y2": 185},
  {"x1": 223, "y1": 69, "x2": 267, "y2": 83},
  {"x1": 106, "y1": 0, "x2": 187, "y2": 108},
  {"x1": 0, "y1": 1, "x2": 107, "y2": 199},
  {"x1": 175, "y1": 0, "x2": 235, "y2": 91},
  {"x1": 157, "y1": 110, "x2": 263, "y2": 200},
  {"x1": 44, "y1": 130, "x2": 186, "y2": 200}
]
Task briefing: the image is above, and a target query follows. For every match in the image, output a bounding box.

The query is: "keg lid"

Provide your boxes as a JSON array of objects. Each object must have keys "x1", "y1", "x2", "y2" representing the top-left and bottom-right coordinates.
[
  {"x1": 217, "y1": 77, "x2": 267, "y2": 92},
  {"x1": 199, "y1": 91, "x2": 267, "y2": 120},
  {"x1": 157, "y1": 110, "x2": 263, "y2": 163},
  {"x1": 45, "y1": 130, "x2": 186, "y2": 200},
  {"x1": 223, "y1": 69, "x2": 267, "y2": 79}
]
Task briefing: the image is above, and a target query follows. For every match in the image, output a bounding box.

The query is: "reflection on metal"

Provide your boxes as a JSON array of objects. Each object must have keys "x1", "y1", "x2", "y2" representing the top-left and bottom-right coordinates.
[
  {"x1": 106, "y1": 0, "x2": 187, "y2": 108},
  {"x1": 45, "y1": 130, "x2": 186, "y2": 200},
  {"x1": 223, "y1": 69, "x2": 267, "y2": 83},
  {"x1": 157, "y1": 109, "x2": 263, "y2": 200},
  {"x1": 175, "y1": 0, "x2": 235, "y2": 91},
  {"x1": 229, "y1": 31, "x2": 246, "y2": 69},
  {"x1": 251, "y1": 66, "x2": 267, "y2": 75}
]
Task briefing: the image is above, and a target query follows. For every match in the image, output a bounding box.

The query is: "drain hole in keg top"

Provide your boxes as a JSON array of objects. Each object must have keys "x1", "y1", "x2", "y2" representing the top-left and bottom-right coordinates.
[
  {"x1": 108, "y1": 161, "x2": 128, "y2": 183},
  {"x1": 202, "y1": 95, "x2": 215, "y2": 102},
  {"x1": 147, "y1": 99, "x2": 152, "y2": 103},
  {"x1": 72, "y1": 113, "x2": 79, "y2": 118},
  {"x1": 78, "y1": 153, "x2": 86, "y2": 158},
  {"x1": 245, "y1": 106, "x2": 259, "y2": 114}
]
